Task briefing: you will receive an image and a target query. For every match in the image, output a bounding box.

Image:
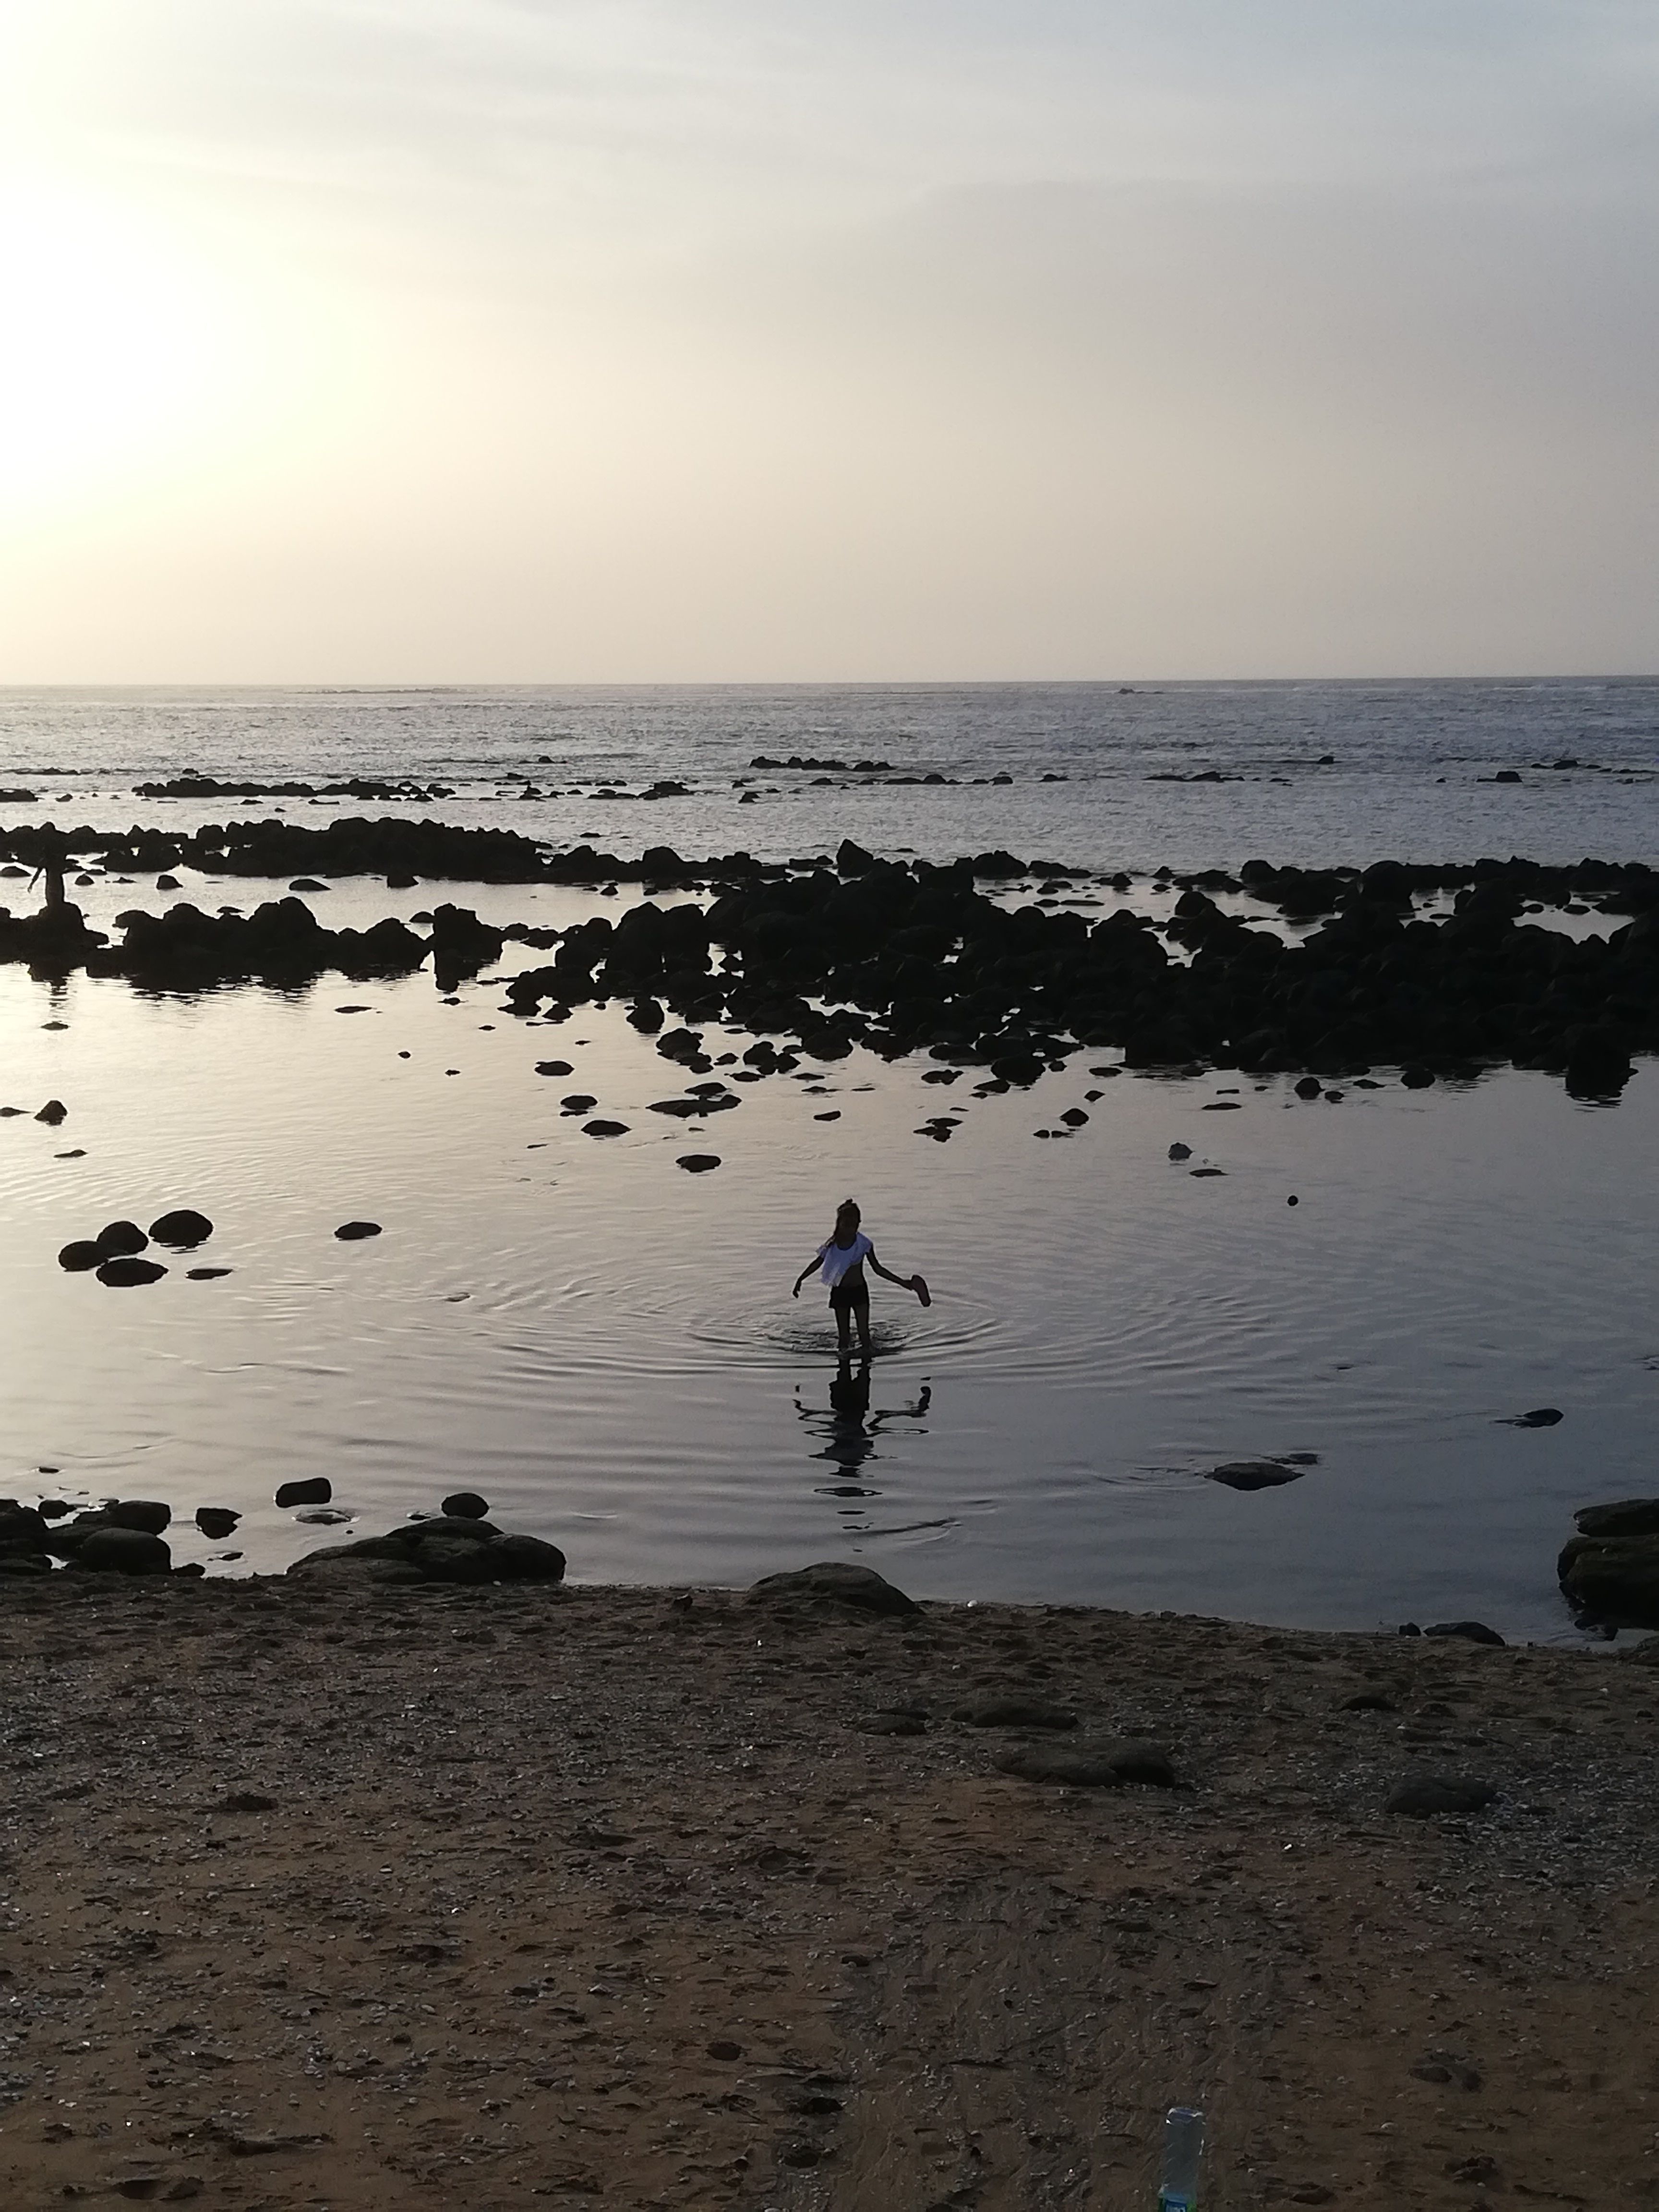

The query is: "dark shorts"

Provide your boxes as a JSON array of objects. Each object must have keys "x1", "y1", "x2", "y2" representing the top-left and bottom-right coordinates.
[{"x1": 829, "y1": 1280, "x2": 870, "y2": 1313}]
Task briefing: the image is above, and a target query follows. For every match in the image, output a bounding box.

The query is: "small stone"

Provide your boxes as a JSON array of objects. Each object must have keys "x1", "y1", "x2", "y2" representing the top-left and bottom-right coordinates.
[
  {"x1": 1167, "y1": 1142, "x2": 1191, "y2": 1160},
  {"x1": 441, "y1": 1491, "x2": 491, "y2": 1519},
  {"x1": 1294, "y1": 1076, "x2": 1322, "y2": 1099},
  {"x1": 1206, "y1": 1459, "x2": 1302, "y2": 1490},
  {"x1": 187, "y1": 1266, "x2": 232, "y2": 1280},
  {"x1": 707, "y1": 2039, "x2": 744, "y2": 2061},
  {"x1": 105, "y1": 1499, "x2": 171, "y2": 1534},
  {"x1": 149, "y1": 1208, "x2": 214, "y2": 1248},
  {"x1": 195, "y1": 1508, "x2": 240, "y2": 1539},
  {"x1": 1189, "y1": 1166, "x2": 1226, "y2": 1178},
  {"x1": 583, "y1": 1119, "x2": 629, "y2": 1137},
  {"x1": 560, "y1": 1094, "x2": 598, "y2": 1113},
  {"x1": 334, "y1": 1220, "x2": 382, "y2": 1240},
  {"x1": 95, "y1": 1219, "x2": 149, "y2": 1258},
  {"x1": 678, "y1": 1154, "x2": 722, "y2": 1172},
  {"x1": 535, "y1": 1060, "x2": 574, "y2": 1076},
  {"x1": 58, "y1": 1239, "x2": 101, "y2": 1272},
  {"x1": 96, "y1": 1256, "x2": 167, "y2": 1287},
  {"x1": 36, "y1": 1099, "x2": 71, "y2": 1125},
  {"x1": 1384, "y1": 1774, "x2": 1498, "y2": 1817},
  {"x1": 1502, "y1": 1406, "x2": 1563, "y2": 1428},
  {"x1": 276, "y1": 1477, "x2": 332, "y2": 1507}
]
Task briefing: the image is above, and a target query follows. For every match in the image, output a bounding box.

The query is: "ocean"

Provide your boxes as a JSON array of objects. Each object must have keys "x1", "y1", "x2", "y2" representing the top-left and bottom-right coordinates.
[{"x1": 2, "y1": 680, "x2": 1655, "y2": 1640}]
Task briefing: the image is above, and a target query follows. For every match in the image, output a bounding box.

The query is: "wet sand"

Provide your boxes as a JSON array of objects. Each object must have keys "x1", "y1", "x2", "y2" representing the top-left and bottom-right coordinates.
[{"x1": 1, "y1": 1571, "x2": 1655, "y2": 2211}]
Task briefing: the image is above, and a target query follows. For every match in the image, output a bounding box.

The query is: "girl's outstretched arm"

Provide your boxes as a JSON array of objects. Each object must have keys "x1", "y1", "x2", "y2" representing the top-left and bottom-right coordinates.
[
  {"x1": 866, "y1": 1248, "x2": 927, "y2": 1297},
  {"x1": 791, "y1": 1253, "x2": 824, "y2": 1298}
]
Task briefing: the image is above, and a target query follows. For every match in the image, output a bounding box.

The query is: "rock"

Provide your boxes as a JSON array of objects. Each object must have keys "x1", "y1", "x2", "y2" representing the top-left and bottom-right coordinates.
[
  {"x1": 441, "y1": 1491, "x2": 491, "y2": 1519},
  {"x1": 677, "y1": 1154, "x2": 721, "y2": 1172},
  {"x1": 859, "y1": 1710, "x2": 927, "y2": 1736},
  {"x1": 1574, "y1": 1498, "x2": 1659, "y2": 1539},
  {"x1": 559, "y1": 1094, "x2": 598, "y2": 1113},
  {"x1": 1411, "y1": 2051, "x2": 1483, "y2": 2091},
  {"x1": 995, "y1": 1738, "x2": 1178, "y2": 1788},
  {"x1": 706, "y1": 2039, "x2": 744, "y2": 2062},
  {"x1": 1294, "y1": 1076, "x2": 1323, "y2": 1099},
  {"x1": 75, "y1": 1526, "x2": 172, "y2": 1575},
  {"x1": 1059, "y1": 1107, "x2": 1089, "y2": 1127},
  {"x1": 35, "y1": 1099, "x2": 68, "y2": 1124},
  {"x1": 1167, "y1": 1142, "x2": 1192, "y2": 1161},
  {"x1": 1558, "y1": 1532, "x2": 1659, "y2": 1628},
  {"x1": 950, "y1": 1695, "x2": 1079, "y2": 1729},
  {"x1": 187, "y1": 1266, "x2": 232, "y2": 1280},
  {"x1": 334, "y1": 1220, "x2": 382, "y2": 1240},
  {"x1": 1206, "y1": 1459, "x2": 1303, "y2": 1490},
  {"x1": 149, "y1": 1208, "x2": 213, "y2": 1248},
  {"x1": 1189, "y1": 1166, "x2": 1226, "y2": 1178},
  {"x1": 95, "y1": 1219, "x2": 149, "y2": 1258},
  {"x1": 1384, "y1": 1774, "x2": 1498, "y2": 1816},
  {"x1": 295, "y1": 1506, "x2": 353, "y2": 1524},
  {"x1": 195, "y1": 1507, "x2": 240, "y2": 1539},
  {"x1": 0, "y1": 1504, "x2": 51, "y2": 1554},
  {"x1": 1501, "y1": 1405, "x2": 1563, "y2": 1427},
  {"x1": 534, "y1": 1060, "x2": 574, "y2": 1076},
  {"x1": 219, "y1": 1791, "x2": 278, "y2": 1814},
  {"x1": 96, "y1": 1256, "x2": 167, "y2": 1286},
  {"x1": 276, "y1": 1477, "x2": 332, "y2": 1507},
  {"x1": 57, "y1": 1239, "x2": 101, "y2": 1271},
  {"x1": 104, "y1": 1499, "x2": 171, "y2": 1535},
  {"x1": 482, "y1": 1532, "x2": 567, "y2": 1581},
  {"x1": 1423, "y1": 1620, "x2": 1505, "y2": 1647},
  {"x1": 746, "y1": 1562, "x2": 918, "y2": 1618},
  {"x1": 1400, "y1": 1066, "x2": 1435, "y2": 1089},
  {"x1": 582, "y1": 1119, "x2": 629, "y2": 1137},
  {"x1": 288, "y1": 1516, "x2": 564, "y2": 1585},
  {"x1": 649, "y1": 1097, "x2": 705, "y2": 1117}
]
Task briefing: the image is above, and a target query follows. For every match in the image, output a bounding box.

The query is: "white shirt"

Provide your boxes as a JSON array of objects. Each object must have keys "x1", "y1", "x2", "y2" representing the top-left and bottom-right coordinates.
[{"x1": 819, "y1": 1231, "x2": 873, "y2": 1286}]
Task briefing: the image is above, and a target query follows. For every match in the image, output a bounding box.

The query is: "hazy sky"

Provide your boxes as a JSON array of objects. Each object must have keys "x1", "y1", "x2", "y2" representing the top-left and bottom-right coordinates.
[{"x1": 1, "y1": 0, "x2": 1655, "y2": 681}]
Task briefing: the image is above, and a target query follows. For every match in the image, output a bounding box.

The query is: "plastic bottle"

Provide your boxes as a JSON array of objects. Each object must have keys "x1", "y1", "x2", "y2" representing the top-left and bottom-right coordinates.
[{"x1": 1157, "y1": 2106, "x2": 1204, "y2": 2211}]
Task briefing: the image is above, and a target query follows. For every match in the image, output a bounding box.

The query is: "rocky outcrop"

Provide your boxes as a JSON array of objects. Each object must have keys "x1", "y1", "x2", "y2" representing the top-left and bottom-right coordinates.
[{"x1": 289, "y1": 1514, "x2": 566, "y2": 1586}]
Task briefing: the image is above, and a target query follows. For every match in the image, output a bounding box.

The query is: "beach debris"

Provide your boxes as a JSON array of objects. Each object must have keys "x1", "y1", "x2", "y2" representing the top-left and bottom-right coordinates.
[
  {"x1": 96, "y1": 1256, "x2": 167, "y2": 1286},
  {"x1": 746, "y1": 1562, "x2": 918, "y2": 1618},
  {"x1": 334, "y1": 1220, "x2": 382, "y2": 1240},
  {"x1": 1384, "y1": 1773, "x2": 1499, "y2": 1817},
  {"x1": 276, "y1": 1477, "x2": 332, "y2": 1507},
  {"x1": 150, "y1": 1208, "x2": 214, "y2": 1248}
]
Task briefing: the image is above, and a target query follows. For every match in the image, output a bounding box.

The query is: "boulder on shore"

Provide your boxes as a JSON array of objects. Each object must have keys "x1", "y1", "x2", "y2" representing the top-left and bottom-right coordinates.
[
  {"x1": 746, "y1": 1563, "x2": 918, "y2": 1618},
  {"x1": 289, "y1": 1514, "x2": 565, "y2": 1586},
  {"x1": 1559, "y1": 1529, "x2": 1659, "y2": 1629}
]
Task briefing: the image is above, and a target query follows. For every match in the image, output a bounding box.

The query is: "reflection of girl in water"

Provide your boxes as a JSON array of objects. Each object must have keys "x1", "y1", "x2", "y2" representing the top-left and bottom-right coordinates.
[
  {"x1": 790, "y1": 1197, "x2": 929, "y2": 1358},
  {"x1": 797, "y1": 1362, "x2": 933, "y2": 1484}
]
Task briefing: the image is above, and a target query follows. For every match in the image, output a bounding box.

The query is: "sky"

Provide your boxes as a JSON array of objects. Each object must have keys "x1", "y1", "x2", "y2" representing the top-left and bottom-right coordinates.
[{"x1": 0, "y1": 0, "x2": 1655, "y2": 682}]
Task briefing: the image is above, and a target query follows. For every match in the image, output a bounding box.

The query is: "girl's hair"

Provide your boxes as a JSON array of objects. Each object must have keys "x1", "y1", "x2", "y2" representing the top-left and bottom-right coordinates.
[{"x1": 835, "y1": 1197, "x2": 861, "y2": 1221}]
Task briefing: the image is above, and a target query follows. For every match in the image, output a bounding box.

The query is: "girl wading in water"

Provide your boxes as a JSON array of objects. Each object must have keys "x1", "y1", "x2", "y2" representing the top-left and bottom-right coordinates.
[{"x1": 792, "y1": 1199, "x2": 929, "y2": 1358}]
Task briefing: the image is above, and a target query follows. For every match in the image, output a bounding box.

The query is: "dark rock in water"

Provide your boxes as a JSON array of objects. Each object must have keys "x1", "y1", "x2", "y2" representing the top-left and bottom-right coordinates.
[
  {"x1": 678, "y1": 1154, "x2": 721, "y2": 1172},
  {"x1": 1294, "y1": 1076, "x2": 1323, "y2": 1099},
  {"x1": 174, "y1": 1559, "x2": 207, "y2": 1577},
  {"x1": 1167, "y1": 1142, "x2": 1191, "y2": 1161},
  {"x1": 1384, "y1": 1773, "x2": 1498, "y2": 1816},
  {"x1": 96, "y1": 1256, "x2": 167, "y2": 1286},
  {"x1": 187, "y1": 1265, "x2": 232, "y2": 1279},
  {"x1": 58, "y1": 1239, "x2": 100, "y2": 1271},
  {"x1": 478, "y1": 1531, "x2": 566, "y2": 1580},
  {"x1": 1207, "y1": 1459, "x2": 1304, "y2": 1490},
  {"x1": 34, "y1": 1100, "x2": 68, "y2": 1124},
  {"x1": 105, "y1": 1499, "x2": 171, "y2": 1535},
  {"x1": 1558, "y1": 1531, "x2": 1659, "y2": 1628},
  {"x1": 290, "y1": 877, "x2": 328, "y2": 892},
  {"x1": 559, "y1": 1094, "x2": 597, "y2": 1113},
  {"x1": 747, "y1": 1562, "x2": 918, "y2": 1617},
  {"x1": 334, "y1": 1220, "x2": 382, "y2": 1240},
  {"x1": 583, "y1": 1118, "x2": 629, "y2": 1137},
  {"x1": 1400, "y1": 1066, "x2": 1435, "y2": 1089},
  {"x1": 1564, "y1": 1024, "x2": 1635, "y2": 1100},
  {"x1": 628, "y1": 998, "x2": 664, "y2": 1032},
  {"x1": 75, "y1": 1526, "x2": 172, "y2": 1575},
  {"x1": 1424, "y1": 1620, "x2": 1505, "y2": 1647},
  {"x1": 195, "y1": 1507, "x2": 240, "y2": 1539},
  {"x1": 441, "y1": 1491, "x2": 490, "y2": 1520},
  {"x1": 1059, "y1": 1107, "x2": 1089, "y2": 1127},
  {"x1": 296, "y1": 1506, "x2": 353, "y2": 1524},
  {"x1": 1501, "y1": 1406, "x2": 1563, "y2": 1428},
  {"x1": 276, "y1": 1476, "x2": 332, "y2": 1507},
  {"x1": 155, "y1": 873, "x2": 181, "y2": 889},
  {"x1": 1189, "y1": 1166, "x2": 1226, "y2": 1178},
  {"x1": 649, "y1": 1097, "x2": 705, "y2": 1117},
  {"x1": 1574, "y1": 1497, "x2": 1659, "y2": 1539},
  {"x1": 951, "y1": 1695, "x2": 1078, "y2": 1730},
  {"x1": 149, "y1": 1208, "x2": 213, "y2": 1249},
  {"x1": 95, "y1": 1219, "x2": 149, "y2": 1258},
  {"x1": 534, "y1": 1060, "x2": 574, "y2": 1076},
  {"x1": 995, "y1": 1738, "x2": 1178, "y2": 1789}
]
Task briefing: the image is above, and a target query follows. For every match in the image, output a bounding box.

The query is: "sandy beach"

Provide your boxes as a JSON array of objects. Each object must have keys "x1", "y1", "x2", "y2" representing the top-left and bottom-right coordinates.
[{"x1": 2, "y1": 1565, "x2": 1654, "y2": 2210}]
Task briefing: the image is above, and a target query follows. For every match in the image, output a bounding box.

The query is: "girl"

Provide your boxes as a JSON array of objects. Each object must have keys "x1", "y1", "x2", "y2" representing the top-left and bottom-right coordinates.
[{"x1": 792, "y1": 1198, "x2": 929, "y2": 1358}]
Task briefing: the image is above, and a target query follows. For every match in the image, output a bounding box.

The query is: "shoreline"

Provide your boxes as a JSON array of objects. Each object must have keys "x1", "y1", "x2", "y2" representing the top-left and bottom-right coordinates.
[{"x1": 3, "y1": 1570, "x2": 1655, "y2": 2209}]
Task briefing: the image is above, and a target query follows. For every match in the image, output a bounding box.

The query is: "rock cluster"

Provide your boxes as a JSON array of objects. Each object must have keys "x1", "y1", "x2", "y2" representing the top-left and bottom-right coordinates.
[
  {"x1": 289, "y1": 1513, "x2": 566, "y2": 1587},
  {"x1": 1559, "y1": 1499, "x2": 1659, "y2": 1629}
]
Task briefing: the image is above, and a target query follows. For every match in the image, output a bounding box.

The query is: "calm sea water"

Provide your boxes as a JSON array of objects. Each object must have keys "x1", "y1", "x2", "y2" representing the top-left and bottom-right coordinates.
[
  {"x1": 2, "y1": 677, "x2": 1657, "y2": 871},
  {"x1": 1, "y1": 684, "x2": 1655, "y2": 1638}
]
